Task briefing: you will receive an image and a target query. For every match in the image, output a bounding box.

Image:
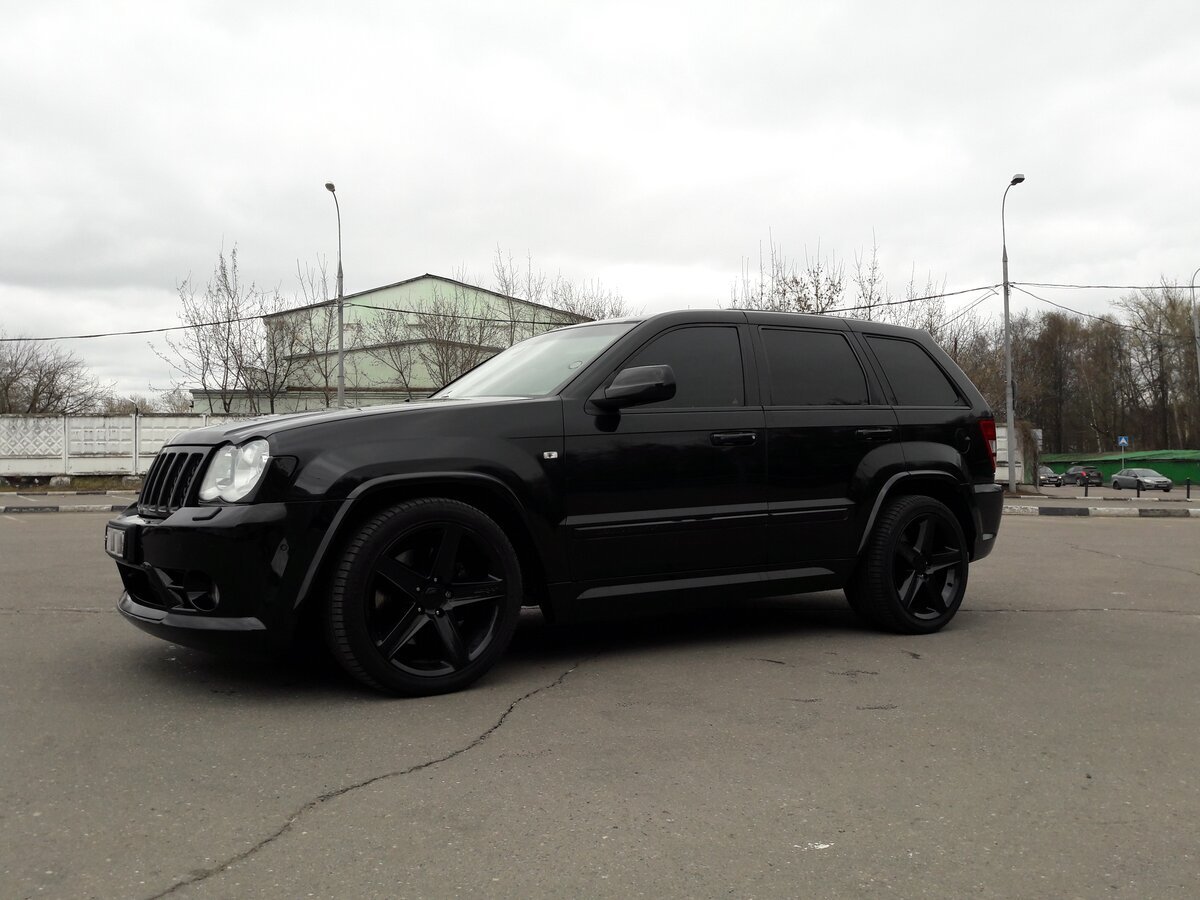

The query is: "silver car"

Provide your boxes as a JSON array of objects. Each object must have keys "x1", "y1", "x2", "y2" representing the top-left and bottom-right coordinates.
[{"x1": 1111, "y1": 468, "x2": 1173, "y2": 492}]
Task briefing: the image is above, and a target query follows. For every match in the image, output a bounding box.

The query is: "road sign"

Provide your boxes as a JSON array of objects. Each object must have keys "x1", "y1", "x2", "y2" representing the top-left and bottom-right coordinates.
[{"x1": 1117, "y1": 436, "x2": 1130, "y2": 447}]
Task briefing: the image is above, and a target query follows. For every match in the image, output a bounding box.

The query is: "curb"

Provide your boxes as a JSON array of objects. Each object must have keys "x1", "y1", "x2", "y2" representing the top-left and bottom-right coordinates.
[
  {"x1": 1, "y1": 504, "x2": 127, "y2": 514},
  {"x1": 1004, "y1": 505, "x2": 1199, "y2": 518},
  {"x1": 2, "y1": 490, "x2": 137, "y2": 497}
]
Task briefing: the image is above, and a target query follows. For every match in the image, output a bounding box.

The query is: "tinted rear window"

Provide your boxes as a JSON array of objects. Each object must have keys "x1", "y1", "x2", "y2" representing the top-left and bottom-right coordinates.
[
  {"x1": 759, "y1": 328, "x2": 869, "y2": 406},
  {"x1": 866, "y1": 336, "x2": 964, "y2": 407}
]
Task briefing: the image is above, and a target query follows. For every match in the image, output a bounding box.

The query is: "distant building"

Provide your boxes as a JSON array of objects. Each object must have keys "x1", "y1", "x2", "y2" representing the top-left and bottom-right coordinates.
[{"x1": 191, "y1": 273, "x2": 588, "y2": 414}]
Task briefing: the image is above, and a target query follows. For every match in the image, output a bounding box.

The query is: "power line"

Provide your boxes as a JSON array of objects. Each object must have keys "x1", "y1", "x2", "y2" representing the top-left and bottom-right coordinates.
[
  {"x1": 2, "y1": 279, "x2": 1188, "y2": 344},
  {"x1": 0, "y1": 301, "x2": 586, "y2": 343},
  {"x1": 822, "y1": 283, "x2": 1003, "y2": 315},
  {"x1": 936, "y1": 290, "x2": 997, "y2": 329},
  {"x1": 1010, "y1": 285, "x2": 1185, "y2": 341},
  {"x1": 1014, "y1": 282, "x2": 1194, "y2": 291},
  {"x1": 0, "y1": 312, "x2": 270, "y2": 343}
]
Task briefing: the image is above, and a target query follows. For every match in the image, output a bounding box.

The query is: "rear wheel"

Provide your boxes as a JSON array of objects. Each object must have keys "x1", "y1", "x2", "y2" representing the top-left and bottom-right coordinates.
[
  {"x1": 325, "y1": 498, "x2": 523, "y2": 696},
  {"x1": 845, "y1": 496, "x2": 968, "y2": 634}
]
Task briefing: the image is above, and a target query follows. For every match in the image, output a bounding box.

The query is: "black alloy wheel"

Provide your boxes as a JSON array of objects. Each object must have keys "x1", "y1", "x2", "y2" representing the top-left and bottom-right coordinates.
[
  {"x1": 846, "y1": 495, "x2": 968, "y2": 634},
  {"x1": 326, "y1": 498, "x2": 523, "y2": 696}
]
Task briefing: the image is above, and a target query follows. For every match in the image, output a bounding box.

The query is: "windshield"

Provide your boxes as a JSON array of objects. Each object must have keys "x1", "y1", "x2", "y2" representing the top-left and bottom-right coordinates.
[{"x1": 432, "y1": 321, "x2": 637, "y2": 399}]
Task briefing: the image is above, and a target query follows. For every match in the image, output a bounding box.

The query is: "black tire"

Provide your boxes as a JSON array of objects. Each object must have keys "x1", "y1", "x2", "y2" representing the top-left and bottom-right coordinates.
[
  {"x1": 1113, "y1": 480, "x2": 1122, "y2": 490},
  {"x1": 325, "y1": 498, "x2": 523, "y2": 696},
  {"x1": 845, "y1": 496, "x2": 968, "y2": 634}
]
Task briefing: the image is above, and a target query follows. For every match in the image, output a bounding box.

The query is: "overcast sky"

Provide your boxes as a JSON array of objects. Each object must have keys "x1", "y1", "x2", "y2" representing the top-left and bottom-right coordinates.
[{"x1": 2, "y1": 1, "x2": 1198, "y2": 397}]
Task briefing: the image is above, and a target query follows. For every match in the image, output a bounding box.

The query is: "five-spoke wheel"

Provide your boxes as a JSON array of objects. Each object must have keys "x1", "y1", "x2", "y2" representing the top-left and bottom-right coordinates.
[
  {"x1": 325, "y1": 498, "x2": 523, "y2": 695},
  {"x1": 846, "y1": 495, "x2": 968, "y2": 634}
]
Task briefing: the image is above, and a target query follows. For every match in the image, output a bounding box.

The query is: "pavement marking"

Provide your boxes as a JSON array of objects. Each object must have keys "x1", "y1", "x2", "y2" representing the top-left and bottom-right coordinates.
[{"x1": 2, "y1": 515, "x2": 25, "y2": 523}]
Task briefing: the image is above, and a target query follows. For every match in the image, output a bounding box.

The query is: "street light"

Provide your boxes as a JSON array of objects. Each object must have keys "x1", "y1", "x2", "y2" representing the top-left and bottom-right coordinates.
[
  {"x1": 1001, "y1": 173, "x2": 1025, "y2": 495},
  {"x1": 325, "y1": 182, "x2": 345, "y2": 408}
]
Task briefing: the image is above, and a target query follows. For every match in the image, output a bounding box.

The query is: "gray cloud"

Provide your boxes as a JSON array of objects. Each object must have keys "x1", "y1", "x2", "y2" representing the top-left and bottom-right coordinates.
[{"x1": 3, "y1": 1, "x2": 1199, "y2": 395}]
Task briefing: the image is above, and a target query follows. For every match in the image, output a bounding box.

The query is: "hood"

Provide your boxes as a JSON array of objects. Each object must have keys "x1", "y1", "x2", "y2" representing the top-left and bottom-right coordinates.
[{"x1": 165, "y1": 397, "x2": 528, "y2": 447}]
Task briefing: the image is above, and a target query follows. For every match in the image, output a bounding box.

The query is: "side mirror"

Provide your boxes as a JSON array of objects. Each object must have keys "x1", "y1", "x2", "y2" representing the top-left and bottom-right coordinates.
[{"x1": 591, "y1": 365, "x2": 676, "y2": 411}]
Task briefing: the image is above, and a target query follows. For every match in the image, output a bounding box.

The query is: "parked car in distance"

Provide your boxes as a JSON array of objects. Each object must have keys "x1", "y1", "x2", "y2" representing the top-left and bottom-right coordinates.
[
  {"x1": 105, "y1": 310, "x2": 1004, "y2": 696},
  {"x1": 1037, "y1": 465, "x2": 1063, "y2": 487},
  {"x1": 1063, "y1": 465, "x2": 1103, "y2": 486},
  {"x1": 1111, "y1": 468, "x2": 1173, "y2": 491}
]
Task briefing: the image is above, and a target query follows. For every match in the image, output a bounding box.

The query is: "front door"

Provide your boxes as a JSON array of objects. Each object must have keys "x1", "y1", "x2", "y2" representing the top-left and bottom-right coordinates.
[{"x1": 562, "y1": 324, "x2": 767, "y2": 584}]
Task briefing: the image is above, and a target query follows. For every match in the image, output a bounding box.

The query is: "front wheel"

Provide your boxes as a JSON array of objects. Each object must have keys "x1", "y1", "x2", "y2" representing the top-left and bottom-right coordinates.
[
  {"x1": 325, "y1": 498, "x2": 523, "y2": 696},
  {"x1": 1113, "y1": 480, "x2": 1122, "y2": 490},
  {"x1": 845, "y1": 496, "x2": 968, "y2": 634}
]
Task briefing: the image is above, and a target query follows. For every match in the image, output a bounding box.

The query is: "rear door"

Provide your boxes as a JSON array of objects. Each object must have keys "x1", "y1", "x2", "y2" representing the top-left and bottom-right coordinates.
[{"x1": 752, "y1": 324, "x2": 900, "y2": 565}]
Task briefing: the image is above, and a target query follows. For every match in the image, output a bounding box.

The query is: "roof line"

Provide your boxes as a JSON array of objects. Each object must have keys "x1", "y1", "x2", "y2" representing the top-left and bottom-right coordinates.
[{"x1": 264, "y1": 272, "x2": 591, "y2": 322}]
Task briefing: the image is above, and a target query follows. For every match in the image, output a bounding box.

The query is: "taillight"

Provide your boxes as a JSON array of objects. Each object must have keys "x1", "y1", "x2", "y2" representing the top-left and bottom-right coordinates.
[{"x1": 979, "y1": 417, "x2": 997, "y2": 472}]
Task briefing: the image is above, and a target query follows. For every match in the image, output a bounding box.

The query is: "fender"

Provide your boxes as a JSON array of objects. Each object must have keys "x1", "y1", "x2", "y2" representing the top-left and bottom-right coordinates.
[
  {"x1": 291, "y1": 470, "x2": 542, "y2": 610},
  {"x1": 856, "y1": 468, "x2": 965, "y2": 554}
]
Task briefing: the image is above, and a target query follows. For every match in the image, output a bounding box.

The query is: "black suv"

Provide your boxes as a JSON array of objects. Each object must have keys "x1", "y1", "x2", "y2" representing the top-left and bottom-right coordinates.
[{"x1": 106, "y1": 310, "x2": 1003, "y2": 695}]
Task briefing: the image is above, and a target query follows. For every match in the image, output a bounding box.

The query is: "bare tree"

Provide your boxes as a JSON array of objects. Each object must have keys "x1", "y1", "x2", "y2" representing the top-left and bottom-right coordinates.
[
  {"x1": 156, "y1": 387, "x2": 194, "y2": 413},
  {"x1": 359, "y1": 306, "x2": 421, "y2": 398},
  {"x1": 157, "y1": 247, "x2": 300, "y2": 414},
  {"x1": 411, "y1": 284, "x2": 504, "y2": 389},
  {"x1": 851, "y1": 237, "x2": 891, "y2": 320},
  {"x1": 288, "y1": 259, "x2": 348, "y2": 406},
  {"x1": 492, "y1": 245, "x2": 632, "y2": 334},
  {"x1": 0, "y1": 332, "x2": 110, "y2": 413},
  {"x1": 729, "y1": 236, "x2": 845, "y2": 313}
]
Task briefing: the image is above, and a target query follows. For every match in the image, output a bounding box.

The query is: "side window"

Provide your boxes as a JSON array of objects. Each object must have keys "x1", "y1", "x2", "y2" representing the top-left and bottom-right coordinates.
[
  {"x1": 624, "y1": 326, "x2": 744, "y2": 408},
  {"x1": 759, "y1": 328, "x2": 869, "y2": 406},
  {"x1": 866, "y1": 336, "x2": 964, "y2": 407}
]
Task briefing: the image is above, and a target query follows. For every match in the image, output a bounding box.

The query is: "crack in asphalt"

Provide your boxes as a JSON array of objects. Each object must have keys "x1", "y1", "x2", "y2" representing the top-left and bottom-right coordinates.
[
  {"x1": 1064, "y1": 541, "x2": 1200, "y2": 578},
  {"x1": 0, "y1": 606, "x2": 110, "y2": 614},
  {"x1": 144, "y1": 660, "x2": 584, "y2": 899},
  {"x1": 967, "y1": 607, "x2": 1200, "y2": 616}
]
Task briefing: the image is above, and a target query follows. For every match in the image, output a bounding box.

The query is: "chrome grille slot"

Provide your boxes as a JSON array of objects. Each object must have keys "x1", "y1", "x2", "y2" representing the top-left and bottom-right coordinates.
[{"x1": 138, "y1": 448, "x2": 207, "y2": 518}]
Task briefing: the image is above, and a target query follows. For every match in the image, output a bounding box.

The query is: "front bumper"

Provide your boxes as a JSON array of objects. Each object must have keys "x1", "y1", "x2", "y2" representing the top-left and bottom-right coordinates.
[{"x1": 107, "y1": 499, "x2": 342, "y2": 653}]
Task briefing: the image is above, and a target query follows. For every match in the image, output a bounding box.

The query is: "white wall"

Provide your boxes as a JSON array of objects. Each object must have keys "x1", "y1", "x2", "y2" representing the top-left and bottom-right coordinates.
[{"x1": 0, "y1": 414, "x2": 249, "y2": 476}]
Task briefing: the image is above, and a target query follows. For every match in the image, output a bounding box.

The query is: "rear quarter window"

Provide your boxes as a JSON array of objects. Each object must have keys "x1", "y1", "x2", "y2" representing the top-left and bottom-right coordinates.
[{"x1": 866, "y1": 336, "x2": 965, "y2": 407}]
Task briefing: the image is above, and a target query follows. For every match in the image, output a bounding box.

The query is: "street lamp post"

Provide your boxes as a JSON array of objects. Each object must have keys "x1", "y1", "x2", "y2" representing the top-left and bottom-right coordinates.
[
  {"x1": 1001, "y1": 173, "x2": 1025, "y2": 495},
  {"x1": 1191, "y1": 266, "x2": 1200, "y2": 399},
  {"x1": 324, "y1": 182, "x2": 345, "y2": 408}
]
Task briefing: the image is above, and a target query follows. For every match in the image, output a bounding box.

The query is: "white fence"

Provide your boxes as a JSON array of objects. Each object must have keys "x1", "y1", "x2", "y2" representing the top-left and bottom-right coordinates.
[{"x1": 0, "y1": 414, "x2": 250, "y2": 477}]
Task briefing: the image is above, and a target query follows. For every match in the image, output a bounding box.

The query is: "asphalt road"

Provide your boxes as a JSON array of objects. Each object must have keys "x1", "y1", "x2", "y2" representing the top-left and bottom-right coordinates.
[{"x1": 1, "y1": 512, "x2": 1198, "y2": 899}]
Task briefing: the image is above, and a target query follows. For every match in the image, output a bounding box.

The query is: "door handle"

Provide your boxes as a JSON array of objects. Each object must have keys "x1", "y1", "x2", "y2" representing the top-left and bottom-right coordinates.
[
  {"x1": 710, "y1": 431, "x2": 758, "y2": 446},
  {"x1": 855, "y1": 427, "x2": 896, "y2": 442}
]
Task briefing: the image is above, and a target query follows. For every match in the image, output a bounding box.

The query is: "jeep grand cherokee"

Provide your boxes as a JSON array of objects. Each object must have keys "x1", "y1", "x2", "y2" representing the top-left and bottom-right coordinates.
[{"x1": 106, "y1": 310, "x2": 1003, "y2": 695}]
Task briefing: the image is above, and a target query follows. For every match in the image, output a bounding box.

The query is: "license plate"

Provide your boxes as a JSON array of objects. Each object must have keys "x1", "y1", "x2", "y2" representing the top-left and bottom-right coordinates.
[{"x1": 105, "y1": 524, "x2": 127, "y2": 559}]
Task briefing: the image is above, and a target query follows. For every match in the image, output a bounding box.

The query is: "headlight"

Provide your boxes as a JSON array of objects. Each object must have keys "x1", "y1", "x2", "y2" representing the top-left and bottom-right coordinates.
[{"x1": 198, "y1": 439, "x2": 270, "y2": 503}]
